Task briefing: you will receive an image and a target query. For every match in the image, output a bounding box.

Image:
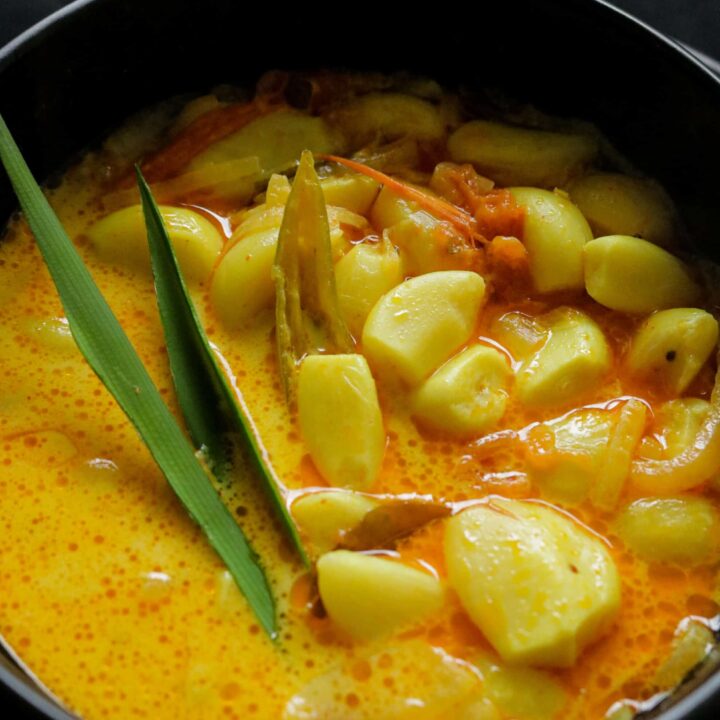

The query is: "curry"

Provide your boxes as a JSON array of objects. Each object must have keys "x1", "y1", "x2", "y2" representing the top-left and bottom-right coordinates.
[{"x1": 1, "y1": 72, "x2": 719, "y2": 720}]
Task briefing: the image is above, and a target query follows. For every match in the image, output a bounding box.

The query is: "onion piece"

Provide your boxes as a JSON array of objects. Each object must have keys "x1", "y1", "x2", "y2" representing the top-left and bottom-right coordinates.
[
  {"x1": 630, "y1": 354, "x2": 720, "y2": 494},
  {"x1": 591, "y1": 398, "x2": 647, "y2": 510}
]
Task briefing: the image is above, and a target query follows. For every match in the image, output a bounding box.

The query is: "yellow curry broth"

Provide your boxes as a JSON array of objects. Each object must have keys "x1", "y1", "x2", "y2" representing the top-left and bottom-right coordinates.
[
  {"x1": 1, "y1": 92, "x2": 719, "y2": 720},
  {"x1": 0, "y1": 175, "x2": 308, "y2": 719}
]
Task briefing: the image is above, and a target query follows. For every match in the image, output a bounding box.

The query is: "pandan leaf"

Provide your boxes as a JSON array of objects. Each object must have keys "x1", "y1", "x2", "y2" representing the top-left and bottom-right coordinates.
[{"x1": 136, "y1": 167, "x2": 307, "y2": 565}]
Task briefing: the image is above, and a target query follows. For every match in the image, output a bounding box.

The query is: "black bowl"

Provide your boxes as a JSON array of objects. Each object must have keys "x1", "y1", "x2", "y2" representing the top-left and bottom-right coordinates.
[{"x1": 2, "y1": 0, "x2": 720, "y2": 717}]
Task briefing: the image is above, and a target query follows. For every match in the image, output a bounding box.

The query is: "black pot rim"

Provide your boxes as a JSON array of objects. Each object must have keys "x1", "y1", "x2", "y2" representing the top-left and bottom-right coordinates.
[
  {"x1": 0, "y1": 0, "x2": 92, "y2": 69},
  {"x1": 1, "y1": 1, "x2": 720, "y2": 719}
]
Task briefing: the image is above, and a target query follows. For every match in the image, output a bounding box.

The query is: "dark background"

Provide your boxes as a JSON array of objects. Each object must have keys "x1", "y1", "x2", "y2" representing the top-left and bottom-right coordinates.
[
  {"x1": 0, "y1": 0, "x2": 719, "y2": 718},
  {"x1": 1, "y1": 0, "x2": 719, "y2": 63}
]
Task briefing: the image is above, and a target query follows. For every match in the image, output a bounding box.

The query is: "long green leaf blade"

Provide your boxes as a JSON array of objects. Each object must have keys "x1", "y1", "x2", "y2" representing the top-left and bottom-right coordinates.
[
  {"x1": 136, "y1": 168, "x2": 308, "y2": 566},
  {"x1": 136, "y1": 169, "x2": 232, "y2": 475},
  {"x1": 0, "y1": 114, "x2": 276, "y2": 637}
]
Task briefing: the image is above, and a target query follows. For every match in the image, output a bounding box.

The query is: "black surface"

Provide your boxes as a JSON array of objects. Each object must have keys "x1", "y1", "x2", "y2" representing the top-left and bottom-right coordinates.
[
  {"x1": 1, "y1": 1, "x2": 720, "y2": 720},
  {"x1": 2, "y1": 0, "x2": 720, "y2": 61}
]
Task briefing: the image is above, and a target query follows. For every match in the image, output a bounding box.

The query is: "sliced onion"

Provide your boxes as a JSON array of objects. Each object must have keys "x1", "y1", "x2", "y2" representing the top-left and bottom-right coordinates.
[
  {"x1": 630, "y1": 355, "x2": 720, "y2": 494},
  {"x1": 592, "y1": 398, "x2": 647, "y2": 510}
]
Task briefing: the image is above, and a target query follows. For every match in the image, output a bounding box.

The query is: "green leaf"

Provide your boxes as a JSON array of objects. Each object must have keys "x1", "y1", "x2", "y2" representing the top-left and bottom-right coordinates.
[
  {"x1": 135, "y1": 167, "x2": 308, "y2": 566},
  {"x1": 273, "y1": 150, "x2": 353, "y2": 399},
  {"x1": 0, "y1": 114, "x2": 277, "y2": 638}
]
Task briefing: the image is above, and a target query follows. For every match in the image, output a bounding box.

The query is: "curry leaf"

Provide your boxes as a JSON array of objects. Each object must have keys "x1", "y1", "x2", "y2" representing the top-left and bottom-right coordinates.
[
  {"x1": 136, "y1": 167, "x2": 308, "y2": 565},
  {"x1": 0, "y1": 114, "x2": 276, "y2": 638},
  {"x1": 273, "y1": 150, "x2": 353, "y2": 399},
  {"x1": 340, "y1": 498, "x2": 451, "y2": 551}
]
